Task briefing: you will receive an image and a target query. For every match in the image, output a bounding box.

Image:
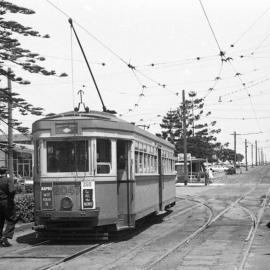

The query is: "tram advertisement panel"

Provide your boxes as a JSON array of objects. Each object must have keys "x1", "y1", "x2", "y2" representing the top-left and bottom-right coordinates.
[
  {"x1": 81, "y1": 180, "x2": 95, "y2": 209},
  {"x1": 41, "y1": 183, "x2": 53, "y2": 210}
]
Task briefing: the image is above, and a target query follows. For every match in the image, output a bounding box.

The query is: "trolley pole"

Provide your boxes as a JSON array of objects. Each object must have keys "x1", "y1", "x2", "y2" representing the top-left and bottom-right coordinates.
[
  {"x1": 245, "y1": 139, "x2": 248, "y2": 171},
  {"x1": 182, "y1": 90, "x2": 188, "y2": 186},
  {"x1": 255, "y1": 140, "x2": 258, "y2": 166},
  {"x1": 7, "y1": 68, "x2": 14, "y2": 181}
]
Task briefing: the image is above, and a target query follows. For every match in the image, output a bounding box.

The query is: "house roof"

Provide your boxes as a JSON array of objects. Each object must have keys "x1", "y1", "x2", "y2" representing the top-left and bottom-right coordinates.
[{"x1": 0, "y1": 134, "x2": 32, "y2": 143}]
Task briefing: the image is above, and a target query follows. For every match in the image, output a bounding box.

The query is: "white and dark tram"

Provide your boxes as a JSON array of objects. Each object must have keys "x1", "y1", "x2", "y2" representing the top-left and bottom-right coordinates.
[{"x1": 32, "y1": 110, "x2": 176, "y2": 236}]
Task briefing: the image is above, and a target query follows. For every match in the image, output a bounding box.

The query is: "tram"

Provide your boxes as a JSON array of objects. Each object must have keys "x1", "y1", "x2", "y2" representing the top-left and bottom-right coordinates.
[{"x1": 32, "y1": 110, "x2": 176, "y2": 236}]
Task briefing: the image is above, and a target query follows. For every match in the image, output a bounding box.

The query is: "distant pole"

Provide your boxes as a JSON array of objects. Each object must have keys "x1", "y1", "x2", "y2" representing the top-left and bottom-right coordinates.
[
  {"x1": 7, "y1": 68, "x2": 14, "y2": 180},
  {"x1": 182, "y1": 90, "x2": 188, "y2": 186},
  {"x1": 255, "y1": 140, "x2": 257, "y2": 166},
  {"x1": 261, "y1": 149, "x2": 264, "y2": 165},
  {"x1": 245, "y1": 139, "x2": 248, "y2": 171},
  {"x1": 258, "y1": 148, "x2": 261, "y2": 165},
  {"x1": 251, "y1": 144, "x2": 254, "y2": 168},
  {"x1": 233, "y1": 131, "x2": 237, "y2": 169}
]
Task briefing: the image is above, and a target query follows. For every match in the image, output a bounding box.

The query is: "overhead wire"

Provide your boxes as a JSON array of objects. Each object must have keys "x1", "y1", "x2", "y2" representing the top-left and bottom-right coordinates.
[
  {"x1": 227, "y1": 60, "x2": 262, "y2": 132},
  {"x1": 229, "y1": 6, "x2": 270, "y2": 49}
]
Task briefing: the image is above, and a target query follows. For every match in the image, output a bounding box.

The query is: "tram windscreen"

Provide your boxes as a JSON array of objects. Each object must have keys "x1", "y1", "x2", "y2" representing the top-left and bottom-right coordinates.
[{"x1": 47, "y1": 141, "x2": 89, "y2": 172}]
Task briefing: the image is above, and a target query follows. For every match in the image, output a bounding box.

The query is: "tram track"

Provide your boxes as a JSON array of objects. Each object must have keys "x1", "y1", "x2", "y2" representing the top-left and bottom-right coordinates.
[
  {"x1": 95, "y1": 198, "x2": 213, "y2": 270},
  {"x1": 2, "y1": 170, "x2": 269, "y2": 270},
  {"x1": 238, "y1": 186, "x2": 270, "y2": 270},
  {"x1": 38, "y1": 242, "x2": 108, "y2": 270},
  {"x1": 0, "y1": 199, "x2": 202, "y2": 270},
  {"x1": 144, "y1": 180, "x2": 265, "y2": 270},
  {"x1": 32, "y1": 199, "x2": 210, "y2": 270},
  {"x1": 29, "y1": 183, "x2": 264, "y2": 270}
]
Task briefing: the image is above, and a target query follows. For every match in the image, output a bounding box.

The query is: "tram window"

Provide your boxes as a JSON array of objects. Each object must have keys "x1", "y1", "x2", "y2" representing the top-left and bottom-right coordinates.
[
  {"x1": 135, "y1": 152, "x2": 139, "y2": 173},
  {"x1": 47, "y1": 140, "x2": 89, "y2": 172},
  {"x1": 139, "y1": 152, "x2": 143, "y2": 173},
  {"x1": 96, "y1": 139, "x2": 111, "y2": 174}
]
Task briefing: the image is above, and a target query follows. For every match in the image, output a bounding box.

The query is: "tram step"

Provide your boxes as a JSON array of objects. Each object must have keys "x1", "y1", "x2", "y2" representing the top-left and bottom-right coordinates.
[
  {"x1": 156, "y1": 210, "x2": 167, "y2": 215},
  {"x1": 116, "y1": 224, "x2": 135, "y2": 231}
]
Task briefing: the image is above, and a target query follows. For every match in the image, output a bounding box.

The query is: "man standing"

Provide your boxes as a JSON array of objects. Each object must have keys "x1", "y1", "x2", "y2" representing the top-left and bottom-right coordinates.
[{"x1": 0, "y1": 166, "x2": 17, "y2": 247}]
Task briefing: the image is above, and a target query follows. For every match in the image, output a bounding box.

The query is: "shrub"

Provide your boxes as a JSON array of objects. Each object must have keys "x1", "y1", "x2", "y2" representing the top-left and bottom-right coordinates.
[{"x1": 15, "y1": 194, "x2": 34, "y2": 223}]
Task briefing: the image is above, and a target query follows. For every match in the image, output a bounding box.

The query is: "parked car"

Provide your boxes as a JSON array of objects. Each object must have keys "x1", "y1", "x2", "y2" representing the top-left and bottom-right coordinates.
[
  {"x1": 225, "y1": 167, "x2": 236, "y2": 175},
  {"x1": 211, "y1": 165, "x2": 228, "y2": 172}
]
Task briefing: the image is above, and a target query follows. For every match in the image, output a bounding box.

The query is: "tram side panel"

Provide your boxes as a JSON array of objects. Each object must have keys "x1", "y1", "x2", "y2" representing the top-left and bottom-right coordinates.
[
  {"x1": 162, "y1": 175, "x2": 176, "y2": 208},
  {"x1": 95, "y1": 181, "x2": 118, "y2": 226},
  {"x1": 134, "y1": 175, "x2": 160, "y2": 220}
]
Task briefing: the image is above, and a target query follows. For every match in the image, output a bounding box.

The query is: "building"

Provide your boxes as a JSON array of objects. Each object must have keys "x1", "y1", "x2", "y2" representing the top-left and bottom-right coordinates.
[{"x1": 0, "y1": 134, "x2": 33, "y2": 179}]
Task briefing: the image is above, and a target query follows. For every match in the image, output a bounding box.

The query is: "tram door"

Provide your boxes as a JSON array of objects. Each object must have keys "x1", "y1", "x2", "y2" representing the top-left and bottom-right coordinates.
[
  {"x1": 116, "y1": 140, "x2": 133, "y2": 229},
  {"x1": 158, "y1": 148, "x2": 163, "y2": 211}
]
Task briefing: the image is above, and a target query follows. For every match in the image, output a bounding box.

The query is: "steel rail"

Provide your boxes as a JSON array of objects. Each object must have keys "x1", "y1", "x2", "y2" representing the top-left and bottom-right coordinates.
[
  {"x1": 239, "y1": 205, "x2": 257, "y2": 242},
  {"x1": 37, "y1": 242, "x2": 108, "y2": 270},
  {"x1": 238, "y1": 186, "x2": 270, "y2": 270},
  {"x1": 145, "y1": 183, "x2": 261, "y2": 270},
  {"x1": 98, "y1": 200, "x2": 208, "y2": 270}
]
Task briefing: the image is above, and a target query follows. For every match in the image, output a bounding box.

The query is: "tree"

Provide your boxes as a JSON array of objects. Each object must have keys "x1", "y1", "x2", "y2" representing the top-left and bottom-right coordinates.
[
  {"x1": 159, "y1": 91, "x2": 224, "y2": 161},
  {"x1": 0, "y1": 1, "x2": 67, "y2": 134}
]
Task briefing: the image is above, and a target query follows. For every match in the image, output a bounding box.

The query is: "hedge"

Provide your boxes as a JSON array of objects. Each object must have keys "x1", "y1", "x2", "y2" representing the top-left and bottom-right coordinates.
[{"x1": 15, "y1": 194, "x2": 34, "y2": 223}]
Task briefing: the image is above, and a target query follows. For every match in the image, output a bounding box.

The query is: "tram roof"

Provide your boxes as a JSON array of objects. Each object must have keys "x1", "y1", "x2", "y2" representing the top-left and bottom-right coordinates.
[{"x1": 32, "y1": 110, "x2": 174, "y2": 149}]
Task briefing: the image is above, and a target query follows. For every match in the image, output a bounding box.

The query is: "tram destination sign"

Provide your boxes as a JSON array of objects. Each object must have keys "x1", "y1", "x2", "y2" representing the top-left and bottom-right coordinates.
[
  {"x1": 41, "y1": 183, "x2": 53, "y2": 210},
  {"x1": 81, "y1": 180, "x2": 95, "y2": 209},
  {"x1": 55, "y1": 122, "x2": 78, "y2": 134}
]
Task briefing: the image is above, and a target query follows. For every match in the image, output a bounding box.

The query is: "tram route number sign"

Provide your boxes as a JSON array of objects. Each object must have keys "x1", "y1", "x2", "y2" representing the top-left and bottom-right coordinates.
[
  {"x1": 41, "y1": 184, "x2": 53, "y2": 210},
  {"x1": 81, "y1": 181, "x2": 95, "y2": 209}
]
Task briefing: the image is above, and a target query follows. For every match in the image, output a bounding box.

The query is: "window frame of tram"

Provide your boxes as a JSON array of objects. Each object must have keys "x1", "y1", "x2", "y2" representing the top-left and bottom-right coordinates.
[
  {"x1": 96, "y1": 138, "x2": 112, "y2": 175},
  {"x1": 161, "y1": 150, "x2": 175, "y2": 174},
  {"x1": 134, "y1": 143, "x2": 175, "y2": 176},
  {"x1": 46, "y1": 140, "x2": 89, "y2": 173},
  {"x1": 134, "y1": 141, "x2": 159, "y2": 175}
]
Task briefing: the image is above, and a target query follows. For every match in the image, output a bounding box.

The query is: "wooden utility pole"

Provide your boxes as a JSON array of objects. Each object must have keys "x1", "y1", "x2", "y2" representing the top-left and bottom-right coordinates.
[
  {"x1": 182, "y1": 90, "x2": 188, "y2": 186},
  {"x1": 233, "y1": 131, "x2": 237, "y2": 169},
  {"x1": 255, "y1": 140, "x2": 257, "y2": 166},
  {"x1": 245, "y1": 139, "x2": 248, "y2": 171},
  {"x1": 251, "y1": 144, "x2": 254, "y2": 168},
  {"x1": 7, "y1": 68, "x2": 14, "y2": 180}
]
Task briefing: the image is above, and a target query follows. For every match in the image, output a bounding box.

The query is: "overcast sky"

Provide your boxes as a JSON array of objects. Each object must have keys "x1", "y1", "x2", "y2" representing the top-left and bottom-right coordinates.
[{"x1": 2, "y1": 0, "x2": 270, "y2": 161}]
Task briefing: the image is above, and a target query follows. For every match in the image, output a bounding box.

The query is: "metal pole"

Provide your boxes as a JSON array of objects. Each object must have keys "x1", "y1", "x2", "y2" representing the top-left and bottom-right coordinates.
[
  {"x1": 251, "y1": 144, "x2": 253, "y2": 168},
  {"x1": 68, "y1": 18, "x2": 107, "y2": 112},
  {"x1": 245, "y1": 139, "x2": 248, "y2": 171},
  {"x1": 255, "y1": 140, "x2": 257, "y2": 166},
  {"x1": 7, "y1": 68, "x2": 14, "y2": 180},
  {"x1": 233, "y1": 131, "x2": 237, "y2": 169},
  {"x1": 182, "y1": 90, "x2": 188, "y2": 186}
]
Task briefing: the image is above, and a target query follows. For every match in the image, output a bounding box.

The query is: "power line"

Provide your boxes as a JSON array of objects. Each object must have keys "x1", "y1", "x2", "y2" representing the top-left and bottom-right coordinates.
[{"x1": 229, "y1": 6, "x2": 270, "y2": 48}]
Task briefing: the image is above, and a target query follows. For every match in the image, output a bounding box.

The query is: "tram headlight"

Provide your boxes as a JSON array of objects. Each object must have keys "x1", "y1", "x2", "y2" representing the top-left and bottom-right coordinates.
[{"x1": 61, "y1": 196, "x2": 73, "y2": 210}]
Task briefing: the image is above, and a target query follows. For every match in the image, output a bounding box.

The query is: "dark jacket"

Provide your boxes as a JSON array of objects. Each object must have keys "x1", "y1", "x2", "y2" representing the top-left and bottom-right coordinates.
[{"x1": 0, "y1": 175, "x2": 15, "y2": 201}]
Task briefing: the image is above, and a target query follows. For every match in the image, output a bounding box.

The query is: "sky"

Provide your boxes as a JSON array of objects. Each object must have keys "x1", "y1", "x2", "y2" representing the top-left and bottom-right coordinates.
[{"x1": 1, "y1": 0, "x2": 270, "y2": 162}]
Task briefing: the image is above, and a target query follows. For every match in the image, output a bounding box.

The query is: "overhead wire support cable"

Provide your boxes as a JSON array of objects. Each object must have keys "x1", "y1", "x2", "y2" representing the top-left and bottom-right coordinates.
[
  {"x1": 46, "y1": 0, "x2": 128, "y2": 67},
  {"x1": 198, "y1": 0, "x2": 223, "y2": 53}
]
